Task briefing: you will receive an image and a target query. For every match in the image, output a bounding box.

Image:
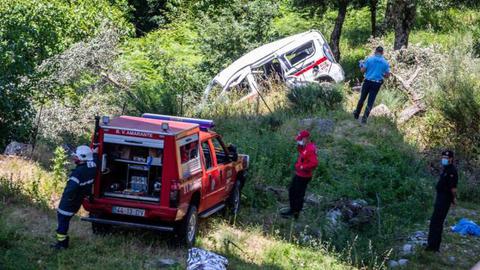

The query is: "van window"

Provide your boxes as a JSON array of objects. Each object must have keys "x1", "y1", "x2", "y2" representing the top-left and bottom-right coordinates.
[{"x1": 285, "y1": 41, "x2": 315, "y2": 66}]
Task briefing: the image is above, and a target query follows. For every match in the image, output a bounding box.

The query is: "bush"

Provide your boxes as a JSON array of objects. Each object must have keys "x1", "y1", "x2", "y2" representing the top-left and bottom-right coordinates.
[
  {"x1": 51, "y1": 146, "x2": 68, "y2": 191},
  {"x1": 287, "y1": 83, "x2": 344, "y2": 112},
  {"x1": 428, "y1": 51, "x2": 480, "y2": 159}
]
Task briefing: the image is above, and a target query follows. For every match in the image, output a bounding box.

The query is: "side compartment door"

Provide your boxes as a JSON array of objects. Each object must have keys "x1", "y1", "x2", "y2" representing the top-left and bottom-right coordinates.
[{"x1": 200, "y1": 139, "x2": 220, "y2": 209}]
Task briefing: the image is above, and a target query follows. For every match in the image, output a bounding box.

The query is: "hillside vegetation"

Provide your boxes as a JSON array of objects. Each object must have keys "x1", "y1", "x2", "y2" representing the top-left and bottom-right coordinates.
[{"x1": 1, "y1": 0, "x2": 480, "y2": 269}]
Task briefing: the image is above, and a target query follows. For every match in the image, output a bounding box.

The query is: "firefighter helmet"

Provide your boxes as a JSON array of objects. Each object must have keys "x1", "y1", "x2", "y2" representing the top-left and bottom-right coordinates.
[{"x1": 74, "y1": 145, "x2": 93, "y2": 161}]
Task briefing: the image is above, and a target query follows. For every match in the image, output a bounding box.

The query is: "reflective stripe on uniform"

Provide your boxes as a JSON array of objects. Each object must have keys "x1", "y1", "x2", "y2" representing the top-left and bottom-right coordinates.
[
  {"x1": 56, "y1": 233, "x2": 68, "y2": 241},
  {"x1": 79, "y1": 179, "x2": 94, "y2": 186},
  {"x1": 68, "y1": 177, "x2": 80, "y2": 184},
  {"x1": 57, "y1": 208, "x2": 75, "y2": 216}
]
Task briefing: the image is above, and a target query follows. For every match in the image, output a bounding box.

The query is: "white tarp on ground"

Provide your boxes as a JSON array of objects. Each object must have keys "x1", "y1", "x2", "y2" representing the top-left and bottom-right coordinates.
[{"x1": 187, "y1": 248, "x2": 228, "y2": 270}]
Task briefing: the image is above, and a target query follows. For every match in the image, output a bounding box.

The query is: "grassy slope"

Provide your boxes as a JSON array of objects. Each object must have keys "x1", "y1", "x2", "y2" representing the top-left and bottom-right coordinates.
[{"x1": 0, "y1": 157, "x2": 352, "y2": 270}]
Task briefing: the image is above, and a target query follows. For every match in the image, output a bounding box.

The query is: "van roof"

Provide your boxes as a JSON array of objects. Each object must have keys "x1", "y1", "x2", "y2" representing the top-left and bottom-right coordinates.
[{"x1": 104, "y1": 116, "x2": 199, "y2": 136}]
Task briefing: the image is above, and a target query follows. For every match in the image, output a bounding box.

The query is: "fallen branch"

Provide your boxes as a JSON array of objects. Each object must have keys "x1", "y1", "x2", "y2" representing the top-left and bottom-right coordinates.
[{"x1": 391, "y1": 67, "x2": 426, "y2": 123}]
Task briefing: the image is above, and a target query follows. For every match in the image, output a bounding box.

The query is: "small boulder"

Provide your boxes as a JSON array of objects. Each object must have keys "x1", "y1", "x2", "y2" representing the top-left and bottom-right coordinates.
[
  {"x1": 388, "y1": 260, "x2": 399, "y2": 268},
  {"x1": 398, "y1": 259, "x2": 408, "y2": 266},
  {"x1": 402, "y1": 244, "x2": 413, "y2": 255},
  {"x1": 299, "y1": 118, "x2": 335, "y2": 135},
  {"x1": 3, "y1": 141, "x2": 32, "y2": 157},
  {"x1": 370, "y1": 104, "x2": 393, "y2": 118}
]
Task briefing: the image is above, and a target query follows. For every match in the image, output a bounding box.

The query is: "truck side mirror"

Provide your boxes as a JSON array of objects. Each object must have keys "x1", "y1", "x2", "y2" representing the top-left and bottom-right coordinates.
[{"x1": 227, "y1": 144, "x2": 238, "y2": 162}]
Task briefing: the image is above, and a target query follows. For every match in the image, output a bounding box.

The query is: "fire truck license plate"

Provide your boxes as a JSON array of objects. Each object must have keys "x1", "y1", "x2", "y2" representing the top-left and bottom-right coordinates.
[{"x1": 112, "y1": 206, "x2": 145, "y2": 217}]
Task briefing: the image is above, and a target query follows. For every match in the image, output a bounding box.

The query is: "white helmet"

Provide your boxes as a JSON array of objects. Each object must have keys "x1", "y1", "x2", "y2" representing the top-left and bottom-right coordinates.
[{"x1": 74, "y1": 145, "x2": 93, "y2": 161}]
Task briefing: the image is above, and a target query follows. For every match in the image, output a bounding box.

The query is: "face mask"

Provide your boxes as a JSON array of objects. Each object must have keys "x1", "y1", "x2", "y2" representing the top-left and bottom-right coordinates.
[
  {"x1": 441, "y1": 158, "x2": 449, "y2": 166},
  {"x1": 297, "y1": 140, "x2": 304, "y2": 146}
]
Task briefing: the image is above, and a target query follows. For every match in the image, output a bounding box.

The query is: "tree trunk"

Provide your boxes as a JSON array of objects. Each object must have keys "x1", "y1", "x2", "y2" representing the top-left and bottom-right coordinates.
[
  {"x1": 393, "y1": 0, "x2": 416, "y2": 50},
  {"x1": 379, "y1": 0, "x2": 394, "y2": 35},
  {"x1": 370, "y1": 0, "x2": 378, "y2": 37},
  {"x1": 330, "y1": 0, "x2": 349, "y2": 61}
]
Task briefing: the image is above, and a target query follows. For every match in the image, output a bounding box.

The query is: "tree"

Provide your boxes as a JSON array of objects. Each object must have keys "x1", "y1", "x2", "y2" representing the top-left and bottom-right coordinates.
[
  {"x1": 329, "y1": 0, "x2": 350, "y2": 61},
  {"x1": 369, "y1": 0, "x2": 378, "y2": 37},
  {"x1": 379, "y1": 0, "x2": 395, "y2": 35},
  {"x1": 392, "y1": 0, "x2": 416, "y2": 50}
]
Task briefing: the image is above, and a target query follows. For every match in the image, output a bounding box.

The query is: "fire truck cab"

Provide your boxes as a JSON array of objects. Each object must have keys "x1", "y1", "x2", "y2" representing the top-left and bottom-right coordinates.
[{"x1": 81, "y1": 114, "x2": 248, "y2": 246}]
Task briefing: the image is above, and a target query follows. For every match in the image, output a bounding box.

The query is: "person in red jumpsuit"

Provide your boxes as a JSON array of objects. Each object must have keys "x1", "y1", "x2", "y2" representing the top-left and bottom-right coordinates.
[{"x1": 281, "y1": 130, "x2": 318, "y2": 219}]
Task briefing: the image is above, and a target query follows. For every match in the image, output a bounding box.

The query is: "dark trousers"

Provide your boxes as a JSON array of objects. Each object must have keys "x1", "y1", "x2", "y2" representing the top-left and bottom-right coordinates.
[
  {"x1": 56, "y1": 212, "x2": 73, "y2": 235},
  {"x1": 427, "y1": 193, "x2": 451, "y2": 251},
  {"x1": 289, "y1": 175, "x2": 311, "y2": 213},
  {"x1": 354, "y1": 80, "x2": 382, "y2": 119}
]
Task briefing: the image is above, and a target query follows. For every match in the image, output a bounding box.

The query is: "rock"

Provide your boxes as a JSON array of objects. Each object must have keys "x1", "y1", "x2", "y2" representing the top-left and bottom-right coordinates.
[
  {"x1": 158, "y1": 258, "x2": 177, "y2": 267},
  {"x1": 3, "y1": 141, "x2": 32, "y2": 157},
  {"x1": 388, "y1": 260, "x2": 399, "y2": 268},
  {"x1": 351, "y1": 199, "x2": 368, "y2": 207},
  {"x1": 326, "y1": 209, "x2": 342, "y2": 226},
  {"x1": 304, "y1": 193, "x2": 324, "y2": 206},
  {"x1": 144, "y1": 258, "x2": 178, "y2": 268},
  {"x1": 408, "y1": 230, "x2": 428, "y2": 246},
  {"x1": 402, "y1": 244, "x2": 413, "y2": 255},
  {"x1": 370, "y1": 104, "x2": 393, "y2": 118},
  {"x1": 299, "y1": 118, "x2": 335, "y2": 135},
  {"x1": 398, "y1": 259, "x2": 408, "y2": 266}
]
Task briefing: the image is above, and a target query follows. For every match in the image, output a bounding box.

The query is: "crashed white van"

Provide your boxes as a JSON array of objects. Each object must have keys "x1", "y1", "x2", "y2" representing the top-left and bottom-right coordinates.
[{"x1": 203, "y1": 30, "x2": 345, "y2": 102}]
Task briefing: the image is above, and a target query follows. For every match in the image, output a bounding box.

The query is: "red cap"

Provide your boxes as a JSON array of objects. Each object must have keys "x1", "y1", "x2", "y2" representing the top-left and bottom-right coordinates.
[{"x1": 295, "y1": 130, "x2": 310, "y2": 141}]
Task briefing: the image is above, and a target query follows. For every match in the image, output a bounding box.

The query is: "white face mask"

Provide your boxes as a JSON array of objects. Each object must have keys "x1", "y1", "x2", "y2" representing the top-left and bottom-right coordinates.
[{"x1": 297, "y1": 140, "x2": 304, "y2": 146}]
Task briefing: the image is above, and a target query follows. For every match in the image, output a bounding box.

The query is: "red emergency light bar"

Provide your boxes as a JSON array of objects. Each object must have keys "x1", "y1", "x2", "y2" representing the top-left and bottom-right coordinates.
[{"x1": 142, "y1": 113, "x2": 215, "y2": 131}]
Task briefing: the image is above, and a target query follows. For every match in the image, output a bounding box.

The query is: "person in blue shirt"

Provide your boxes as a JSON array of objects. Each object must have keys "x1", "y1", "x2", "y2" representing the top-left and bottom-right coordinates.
[
  {"x1": 353, "y1": 46, "x2": 391, "y2": 124},
  {"x1": 51, "y1": 145, "x2": 97, "y2": 250}
]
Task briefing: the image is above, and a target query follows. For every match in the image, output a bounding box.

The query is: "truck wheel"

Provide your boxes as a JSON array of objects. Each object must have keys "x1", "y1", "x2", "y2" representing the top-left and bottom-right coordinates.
[
  {"x1": 227, "y1": 180, "x2": 241, "y2": 216},
  {"x1": 178, "y1": 205, "x2": 198, "y2": 247}
]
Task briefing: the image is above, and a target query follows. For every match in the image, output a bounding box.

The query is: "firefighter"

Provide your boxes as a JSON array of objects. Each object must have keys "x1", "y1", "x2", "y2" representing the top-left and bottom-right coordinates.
[
  {"x1": 51, "y1": 145, "x2": 97, "y2": 250},
  {"x1": 426, "y1": 150, "x2": 458, "y2": 252},
  {"x1": 353, "y1": 46, "x2": 391, "y2": 124},
  {"x1": 281, "y1": 130, "x2": 318, "y2": 220}
]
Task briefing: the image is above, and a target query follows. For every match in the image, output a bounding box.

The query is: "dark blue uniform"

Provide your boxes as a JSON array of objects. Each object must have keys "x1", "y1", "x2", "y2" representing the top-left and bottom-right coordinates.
[
  {"x1": 56, "y1": 160, "x2": 97, "y2": 243},
  {"x1": 426, "y1": 164, "x2": 458, "y2": 251}
]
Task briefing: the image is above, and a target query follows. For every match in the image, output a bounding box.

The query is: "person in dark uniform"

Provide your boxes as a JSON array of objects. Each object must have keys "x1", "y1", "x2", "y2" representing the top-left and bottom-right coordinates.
[
  {"x1": 426, "y1": 150, "x2": 458, "y2": 252},
  {"x1": 353, "y1": 46, "x2": 391, "y2": 124},
  {"x1": 281, "y1": 130, "x2": 318, "y2": 220},
  {"x1": 51, "y1": 145, "x2": 97, "y2": 250}
]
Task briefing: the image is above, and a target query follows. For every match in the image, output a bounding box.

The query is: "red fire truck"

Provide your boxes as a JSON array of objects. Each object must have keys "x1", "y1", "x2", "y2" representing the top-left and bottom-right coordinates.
[{"x1": 81, "y1": 114, "x2": 249, "y2": 246}]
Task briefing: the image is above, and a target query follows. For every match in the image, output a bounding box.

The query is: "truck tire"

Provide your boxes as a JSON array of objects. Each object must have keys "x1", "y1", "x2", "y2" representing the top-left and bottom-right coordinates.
[
  {"x1": 178, "y1": 205, "x2": 198, "y2": 247},
  {"x1": 227, "y1": 180, "x2": 241, "y2": 216}
]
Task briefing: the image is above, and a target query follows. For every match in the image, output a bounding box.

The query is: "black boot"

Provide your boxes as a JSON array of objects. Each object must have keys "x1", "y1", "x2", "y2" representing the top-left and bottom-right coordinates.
[
  {"x1": 51, "y1": 236, "x2": 69, "y2": 250},
  {"x1": 361, "y1": 117, "x2": 368, "y2": 124},
  {"x1": 353, "y1": 111, "x2": 359, "y2": 120},
  {"x1": 280, "y1": 208, "x2": 294, "y2": 218},
  {"x1": 280, "y1": 209, "x2": 299, "y2": 219}
]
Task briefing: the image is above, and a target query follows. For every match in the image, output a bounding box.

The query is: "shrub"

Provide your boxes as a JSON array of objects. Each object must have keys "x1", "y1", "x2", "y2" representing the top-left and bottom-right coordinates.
[
  {"x1": 196, "y1": 0, "x2": 279, "y2": 75},
  {"x1": 428, "y1": 51, "x2": 480, "y2": 159},
  {"x1": 287, "y1": 83, "x2": 344, "y2": 112},
  {"x1": 51, "y1": 146, "x2": 68, "y2": 191}
]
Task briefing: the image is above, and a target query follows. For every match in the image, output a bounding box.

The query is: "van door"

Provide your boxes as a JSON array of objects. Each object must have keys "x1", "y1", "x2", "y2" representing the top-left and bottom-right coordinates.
[{"x1": 200, "y1": 139, "x2": 221, "y2": 209}]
